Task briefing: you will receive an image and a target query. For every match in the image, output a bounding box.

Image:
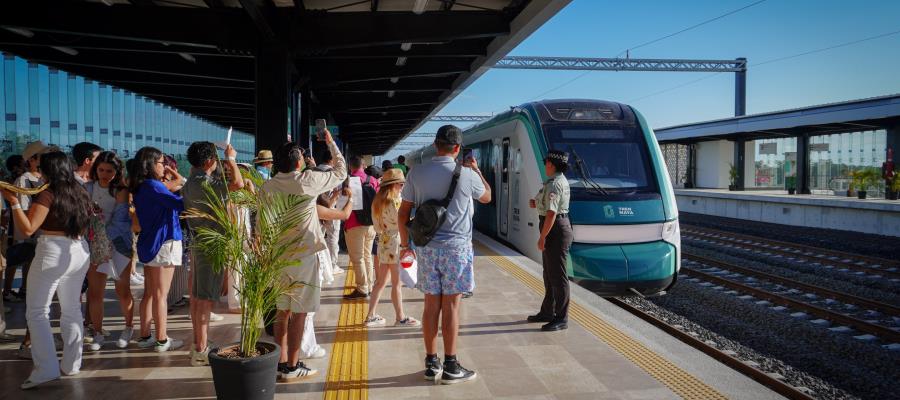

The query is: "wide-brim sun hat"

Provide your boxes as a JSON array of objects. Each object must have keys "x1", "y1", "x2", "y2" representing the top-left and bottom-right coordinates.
[
  {"x1": 381, "y1": 168, "x2": 406, "y2": 186},
  {"x1": 254, "y1": 149, "x2": 273, "y2": 164}
]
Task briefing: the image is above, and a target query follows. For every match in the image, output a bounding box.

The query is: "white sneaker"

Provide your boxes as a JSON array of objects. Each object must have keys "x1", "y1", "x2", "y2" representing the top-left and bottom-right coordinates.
[
  {"x1": 302, "y1": 345, "x2": 326, "y2": 359},
  {"x1": 190, "y1": 345, "x2": 211, "y2": 366},
  {"x1": 395, "y1": 317, "x2": 422, "y2": 327},
  {"x1": 136, "y1": 335, "x2": 157, "y2": 349},
  {"x1": 116, "y1": 327, "x2": 134, "y2": 349},
  {"x1": 89, "y1": 333, "x2": 104, "y2": 351},
  {"x1": 364, "y1": 315, "x2": 386, "y2": 327},
  {"x1": 332, "y1": 266, "x2": 344, "y2": 275},
  {"x1": 154, "y1": 337, "x2": 183, "y2": 352},
  {"x1": 278, "y1": 362, "x2": 317, "y2": 382},
  {"x1": 209, "y1": 312, "x2": 225, "y2": 322},
  {"x1": 130, "y1": 274, "x2": 144, "y2": 286}
]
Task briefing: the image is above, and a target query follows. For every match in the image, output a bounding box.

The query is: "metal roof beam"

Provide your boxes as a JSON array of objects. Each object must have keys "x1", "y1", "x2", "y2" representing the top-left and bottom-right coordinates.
[
  {"x1": 495, "y1": 56, "x2": 747, "y2": 72},
  {"x1": 0, "y1": 1, "x2": 257, "y2": 51},
  {"x1": 289, "y1": 11, "x2": 509, "y2": 52},
  {"x1": 296, "y1": 40, "x2": 487, "y2": 59}
]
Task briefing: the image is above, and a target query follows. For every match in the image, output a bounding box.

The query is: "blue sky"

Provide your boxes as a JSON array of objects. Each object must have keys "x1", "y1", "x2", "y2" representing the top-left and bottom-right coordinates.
[{"x1": 409, "y1": 0, "x2": 900, "y2": 142}]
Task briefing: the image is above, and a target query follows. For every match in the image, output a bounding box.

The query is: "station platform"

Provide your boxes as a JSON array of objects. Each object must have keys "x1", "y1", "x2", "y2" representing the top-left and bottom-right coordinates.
[
  {"x1": 0, "y1": 234, "x2": 784, "y2": 400},
  {"x1": 675, "y1": 188, "x2": 900, "y2": 237}
]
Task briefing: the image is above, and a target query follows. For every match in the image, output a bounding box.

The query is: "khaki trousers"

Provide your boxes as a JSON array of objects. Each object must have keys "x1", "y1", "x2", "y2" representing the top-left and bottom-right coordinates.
[{"x1": 345, "y1": 225, "x2": 376, "y2": 293}]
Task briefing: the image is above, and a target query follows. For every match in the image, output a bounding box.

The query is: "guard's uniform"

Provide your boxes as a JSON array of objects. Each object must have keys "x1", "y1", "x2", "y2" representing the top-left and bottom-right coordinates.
[{"x1": 534, "y1": 169, "x2": 573, "y2": 322}]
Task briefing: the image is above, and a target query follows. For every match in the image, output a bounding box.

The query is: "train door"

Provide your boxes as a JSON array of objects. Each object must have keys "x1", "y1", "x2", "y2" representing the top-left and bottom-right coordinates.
[{"x1": 499, "y1": 138, "x2": 511, "y2": 238}]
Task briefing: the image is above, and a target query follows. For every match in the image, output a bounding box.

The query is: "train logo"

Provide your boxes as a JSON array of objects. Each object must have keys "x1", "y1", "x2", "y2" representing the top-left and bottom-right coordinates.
[
  {"x1": 604, "y1": 205, "x2": 615, "y2": 219},
  {"x1": 618, "y1": 207, "x2": 635, "y2": 216}
]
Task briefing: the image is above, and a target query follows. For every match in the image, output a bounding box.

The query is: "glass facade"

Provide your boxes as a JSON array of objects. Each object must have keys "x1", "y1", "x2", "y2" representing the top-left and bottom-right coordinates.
[
  {"x1": 0, "y1": 52, "x2": 255, "y2": 171},
  {"x1": 749, "y1": 137, "x2": 797, "y2": 189},
  {"x1": 809, "y1": 130, "x2": 887, "y2": 195},
  {"x1": 747, "y1": 131, "x2": 887, "y2": 196}
]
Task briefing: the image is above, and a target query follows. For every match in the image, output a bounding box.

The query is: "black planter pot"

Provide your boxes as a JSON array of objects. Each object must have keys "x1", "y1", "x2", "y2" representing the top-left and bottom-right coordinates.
[
  {"x1": 857, "y1": 191, "x2": 867, "y2": 200},
  {"x1": 728, "y1": 185, "x2": 736, "y2": 191},
  {"x1": 787, "y1": 188, "x2": 796, "y2": 195},
  {"x1": 209, "y1": 342, "x2": 280, "y2": 400},
  {"x1": 887, "y1": 190, "x2": 898, "y2": 200}
]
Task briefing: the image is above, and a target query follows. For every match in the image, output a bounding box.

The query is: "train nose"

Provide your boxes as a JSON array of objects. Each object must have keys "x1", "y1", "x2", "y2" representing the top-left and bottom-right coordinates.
[{"x1": 569, "y1": 241, "x2": 677, "y2": 296}]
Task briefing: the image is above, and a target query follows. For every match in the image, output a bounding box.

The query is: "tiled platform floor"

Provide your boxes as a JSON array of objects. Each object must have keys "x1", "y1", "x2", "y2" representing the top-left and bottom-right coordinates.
[{"x1": 0, "y1": 240, "x2": 765, "y2": 400}]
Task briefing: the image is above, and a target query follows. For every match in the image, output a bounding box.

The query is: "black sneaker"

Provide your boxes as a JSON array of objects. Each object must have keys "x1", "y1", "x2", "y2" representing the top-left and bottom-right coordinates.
[
  {"x1": 441, "y1": 360, "x2": 476, "y2": 385},
  {"x1": 343, "y1": 289, "x2": 368, "y2": 299},
  {"x1": 526, "y1": 314, "x2": 554, "y2": 323},
  {"x1": 279, "y1": 361, "x2": 318, "y2": 382},
  {"x1": 423, "y1": 356, "x2": 442, "y2": 384},
  {"x1": 277, "y1": 362, "x2": 290, "y2": 378}
]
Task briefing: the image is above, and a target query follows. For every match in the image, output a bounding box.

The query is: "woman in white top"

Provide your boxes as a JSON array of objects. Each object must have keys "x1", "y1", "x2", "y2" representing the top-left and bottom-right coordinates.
[
  {"x1": 364, "y1": 169, "x2": 420, "y2": 328},
  {"x1": 84, "y1": 152, "x2": 135, "y2": 350}
]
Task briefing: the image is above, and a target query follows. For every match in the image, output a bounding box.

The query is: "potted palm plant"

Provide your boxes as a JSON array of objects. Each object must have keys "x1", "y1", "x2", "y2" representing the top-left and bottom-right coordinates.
[
  {"x1": 185, "y1": 172, "x2": 310, "y2": 400},
  {"x1": 785, "y1": 175, "x2": 796, "y2": 195},
  {"x1": 852, "y1": 169, "x2": 877, "y2": 200},
  {"x1": 890, "y1": 175, "x2": 900, "y2": 200},
  {"x1": 728, "y1": 162, "x2": 739, "y2": 191}
]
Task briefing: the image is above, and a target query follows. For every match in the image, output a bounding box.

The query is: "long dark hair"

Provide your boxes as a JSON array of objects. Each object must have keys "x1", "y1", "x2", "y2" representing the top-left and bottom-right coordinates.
[
  {"x1": 128, "y1": 146, "x2": 163, "y2": 194},
  {"x1": 40, "y1": 151, "x2": 92, "y2": 238},
  {"x1": 90, "y1": 151, "x2": 125, "y2": 197}
]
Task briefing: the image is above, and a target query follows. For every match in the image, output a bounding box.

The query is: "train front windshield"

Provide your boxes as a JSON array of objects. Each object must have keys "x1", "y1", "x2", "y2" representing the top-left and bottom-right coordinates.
[{"x1": 546, "y1": 124, "x2": 659, "y2": 200}]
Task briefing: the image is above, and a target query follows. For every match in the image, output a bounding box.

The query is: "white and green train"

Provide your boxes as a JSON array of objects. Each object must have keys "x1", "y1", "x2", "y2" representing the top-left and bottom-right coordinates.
[{"x1": 407, "y1": 99, "x2": 680, "y2": 296}]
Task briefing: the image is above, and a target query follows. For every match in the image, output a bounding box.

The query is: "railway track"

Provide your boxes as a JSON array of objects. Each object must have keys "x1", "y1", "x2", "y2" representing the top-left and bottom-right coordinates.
[
  {"x1": 680, "y1": 255, "x2": 900, "y2": 343},
  {"x1": 681, "y1": 225, "x2": 900, "y2": 280},
  {"x1": 683, "y1": 253, "x2": 900, "y2": 316},
  {"x1": 608, "y1": 297, "x2": 816, "y2": 400}
]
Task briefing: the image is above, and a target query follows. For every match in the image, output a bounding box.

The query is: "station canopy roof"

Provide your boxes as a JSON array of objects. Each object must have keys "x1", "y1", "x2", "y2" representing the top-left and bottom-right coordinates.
[
  {"x1": 655, "y1": 93, "x2": 900, "y2": 144},
  {"x1": 0, "y1": 0, "x2": 565, "y2": 154}
]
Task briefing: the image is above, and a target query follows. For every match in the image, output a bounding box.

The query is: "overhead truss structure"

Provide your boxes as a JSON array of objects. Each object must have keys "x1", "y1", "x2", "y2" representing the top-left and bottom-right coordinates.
[{"x1": 494, "y1": 56, "x2": 746, "y2": 72}]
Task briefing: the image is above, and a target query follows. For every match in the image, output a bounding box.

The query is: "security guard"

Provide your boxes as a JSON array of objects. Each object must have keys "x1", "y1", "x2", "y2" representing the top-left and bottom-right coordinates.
[{"x1": 527, "y1": 149, "x2": 573, "y2": 331}]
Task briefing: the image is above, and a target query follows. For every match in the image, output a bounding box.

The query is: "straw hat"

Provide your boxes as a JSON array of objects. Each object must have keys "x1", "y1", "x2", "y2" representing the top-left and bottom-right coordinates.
[
  {"x1": 380, "y1": 168, "x2": 405, "y2": 187},
  {"x1": 254, "y1": 149, "x2": 273, "y2": 164},
  {"x1": 22, "y1": 140, "x2": 53, "y2": 161}
]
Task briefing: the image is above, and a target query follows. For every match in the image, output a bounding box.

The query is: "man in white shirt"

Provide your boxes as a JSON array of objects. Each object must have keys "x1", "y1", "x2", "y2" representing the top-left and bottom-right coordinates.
[{"x1": 261, "y1": 129, "x2": 346, "y2": 382}]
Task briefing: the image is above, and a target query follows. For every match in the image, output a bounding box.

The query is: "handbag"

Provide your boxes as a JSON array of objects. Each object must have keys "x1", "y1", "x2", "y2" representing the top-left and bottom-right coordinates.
[
  {"x1": 406, "y1": 164, "x2": 461, "y2": 247},
  {"x1": 85, "y1": 183, "x2": 112, "y2": 265},
  {"x1": 399, "y1": 258, "x2": 418, "y2": 288}
]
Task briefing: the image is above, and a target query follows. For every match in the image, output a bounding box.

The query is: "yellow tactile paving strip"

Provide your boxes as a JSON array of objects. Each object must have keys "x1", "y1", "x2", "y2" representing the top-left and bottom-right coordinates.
[
  {"x1": 476, "y1": 242, "x2": 728, "y2": 400},
  {"x1": 323, "y1": 269, "x2": 368, "y2": 400}
]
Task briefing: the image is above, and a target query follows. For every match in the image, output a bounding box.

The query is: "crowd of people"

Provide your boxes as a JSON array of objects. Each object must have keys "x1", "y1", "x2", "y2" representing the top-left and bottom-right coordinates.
[{"x1": 0, "y1": 123, "x2": 575, "y2": 389}]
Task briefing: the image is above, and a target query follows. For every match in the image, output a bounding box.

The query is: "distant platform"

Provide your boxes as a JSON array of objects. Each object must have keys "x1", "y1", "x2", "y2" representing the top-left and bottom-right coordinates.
[{"x1": 675, "y1": 189, "x2": 900, "y2": 237}]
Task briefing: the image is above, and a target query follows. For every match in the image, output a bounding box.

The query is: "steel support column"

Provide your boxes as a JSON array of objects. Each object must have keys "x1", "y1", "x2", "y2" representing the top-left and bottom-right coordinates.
[
  {"x1": 888, "y1": 124, "x2": 900, "y2": 166},
  {"x1": 733, "y1": 139, "x2": 745, "y2": 190},
  {"x1": 684, "y1": 143, "x2": 695, "y2": 189},
  {"x1": 734, "y1": 57, "x2": 747, "y2": 117},
  {"x1": 255, "y1": 44, "x2": 290, "y2": 153},
  {"x1": 797, "y1": 133, "x2": 811, "y2": 194}
]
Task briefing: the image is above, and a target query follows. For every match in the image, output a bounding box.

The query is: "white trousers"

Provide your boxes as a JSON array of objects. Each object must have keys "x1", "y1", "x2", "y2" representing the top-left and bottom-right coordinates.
[
  {"x1": 26, "y1": 236, "x2": 90, "y2": 382},
  {"x1": 323, "y1": 220, "x2": 340, "y2": 279}
]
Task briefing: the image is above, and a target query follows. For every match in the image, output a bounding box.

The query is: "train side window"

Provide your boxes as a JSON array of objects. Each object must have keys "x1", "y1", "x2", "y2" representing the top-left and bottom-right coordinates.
[{"x1": 514, "y1": 149, "x2": 522, "y2": 173}]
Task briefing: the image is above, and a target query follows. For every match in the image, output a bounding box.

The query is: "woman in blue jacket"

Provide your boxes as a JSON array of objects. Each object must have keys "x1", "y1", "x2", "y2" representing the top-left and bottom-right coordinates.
[{"x1": 128, "y1": 147, "x2": 185, "y2": 352}]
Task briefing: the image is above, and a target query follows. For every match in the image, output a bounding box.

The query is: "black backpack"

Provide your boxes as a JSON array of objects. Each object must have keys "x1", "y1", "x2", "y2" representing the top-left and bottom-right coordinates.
[
  {"x1": 407, "y1": 164, "x2": 461, "y2": 247},
  {"x1": 354, "y1": 175, "x2": 377, "y2": 226}
]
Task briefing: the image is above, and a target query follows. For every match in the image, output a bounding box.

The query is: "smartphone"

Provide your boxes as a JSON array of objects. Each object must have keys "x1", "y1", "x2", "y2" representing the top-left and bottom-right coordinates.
[
  {"x1": 315, "y1": 119, "x2": 327, "y2": 141},
  {"x1": 462, "y1": 148, "x2": 474, "y2": 162}
]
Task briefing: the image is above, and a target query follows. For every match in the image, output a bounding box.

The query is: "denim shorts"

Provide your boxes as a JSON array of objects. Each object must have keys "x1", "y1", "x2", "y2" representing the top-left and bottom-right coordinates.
[{"x1": 416, "y1": 243, "x2": 474, "y2": 295}]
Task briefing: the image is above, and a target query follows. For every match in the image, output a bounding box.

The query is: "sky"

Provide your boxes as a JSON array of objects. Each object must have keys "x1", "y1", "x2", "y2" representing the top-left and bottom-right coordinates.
[{"x1": 387, "y1": 0, "x2": 900, "y2": 158}]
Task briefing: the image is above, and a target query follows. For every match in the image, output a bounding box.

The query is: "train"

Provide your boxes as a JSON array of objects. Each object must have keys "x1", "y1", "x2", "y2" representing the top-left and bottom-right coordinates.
[{"x1": 406, "y1": 99, "x2": 680, "y2": 296}]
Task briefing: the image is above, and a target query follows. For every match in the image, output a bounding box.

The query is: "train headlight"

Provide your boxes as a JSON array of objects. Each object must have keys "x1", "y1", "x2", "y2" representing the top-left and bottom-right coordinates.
[{"x1": 661, "y1": 220, "x2": 681, "y2": 271}]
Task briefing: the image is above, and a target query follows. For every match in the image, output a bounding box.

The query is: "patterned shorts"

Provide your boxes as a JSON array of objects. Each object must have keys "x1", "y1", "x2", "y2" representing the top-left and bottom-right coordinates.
[{"x1": 416, "y1": 243, "x2": 474, "y2": 295}]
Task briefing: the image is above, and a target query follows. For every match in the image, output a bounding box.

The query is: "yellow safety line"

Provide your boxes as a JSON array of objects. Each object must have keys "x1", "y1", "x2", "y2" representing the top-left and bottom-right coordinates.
[
  {"x1": 476, "y1": 242, "x2": 728, "y2": 400},
  {"x1": 323, "y1": 268, "x2": 368, "y2": 400}
]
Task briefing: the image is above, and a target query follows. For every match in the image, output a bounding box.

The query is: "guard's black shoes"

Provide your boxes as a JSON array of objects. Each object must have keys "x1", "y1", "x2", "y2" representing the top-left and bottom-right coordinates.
[
  {"x1": 343, "y1": 289, "x2": 369, "y2": 299},
  {"x1": 541, "y1": 319, "x2": 568, "y2": 331},
  {"x1": 423, "y1": 355, "x2": 442, "y2": 384},
  {"x1": 527, "y1": 314, "x2": 554, "y2": 323},
  {"x1": 441, "y1": 359, "x2": 477, "y2": 385}
]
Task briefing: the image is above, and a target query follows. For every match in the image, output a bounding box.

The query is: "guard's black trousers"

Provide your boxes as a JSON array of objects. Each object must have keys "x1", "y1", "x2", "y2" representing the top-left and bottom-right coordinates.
[{"x1": 538, "y1": 215, "x2": 574, "y2": 321}]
